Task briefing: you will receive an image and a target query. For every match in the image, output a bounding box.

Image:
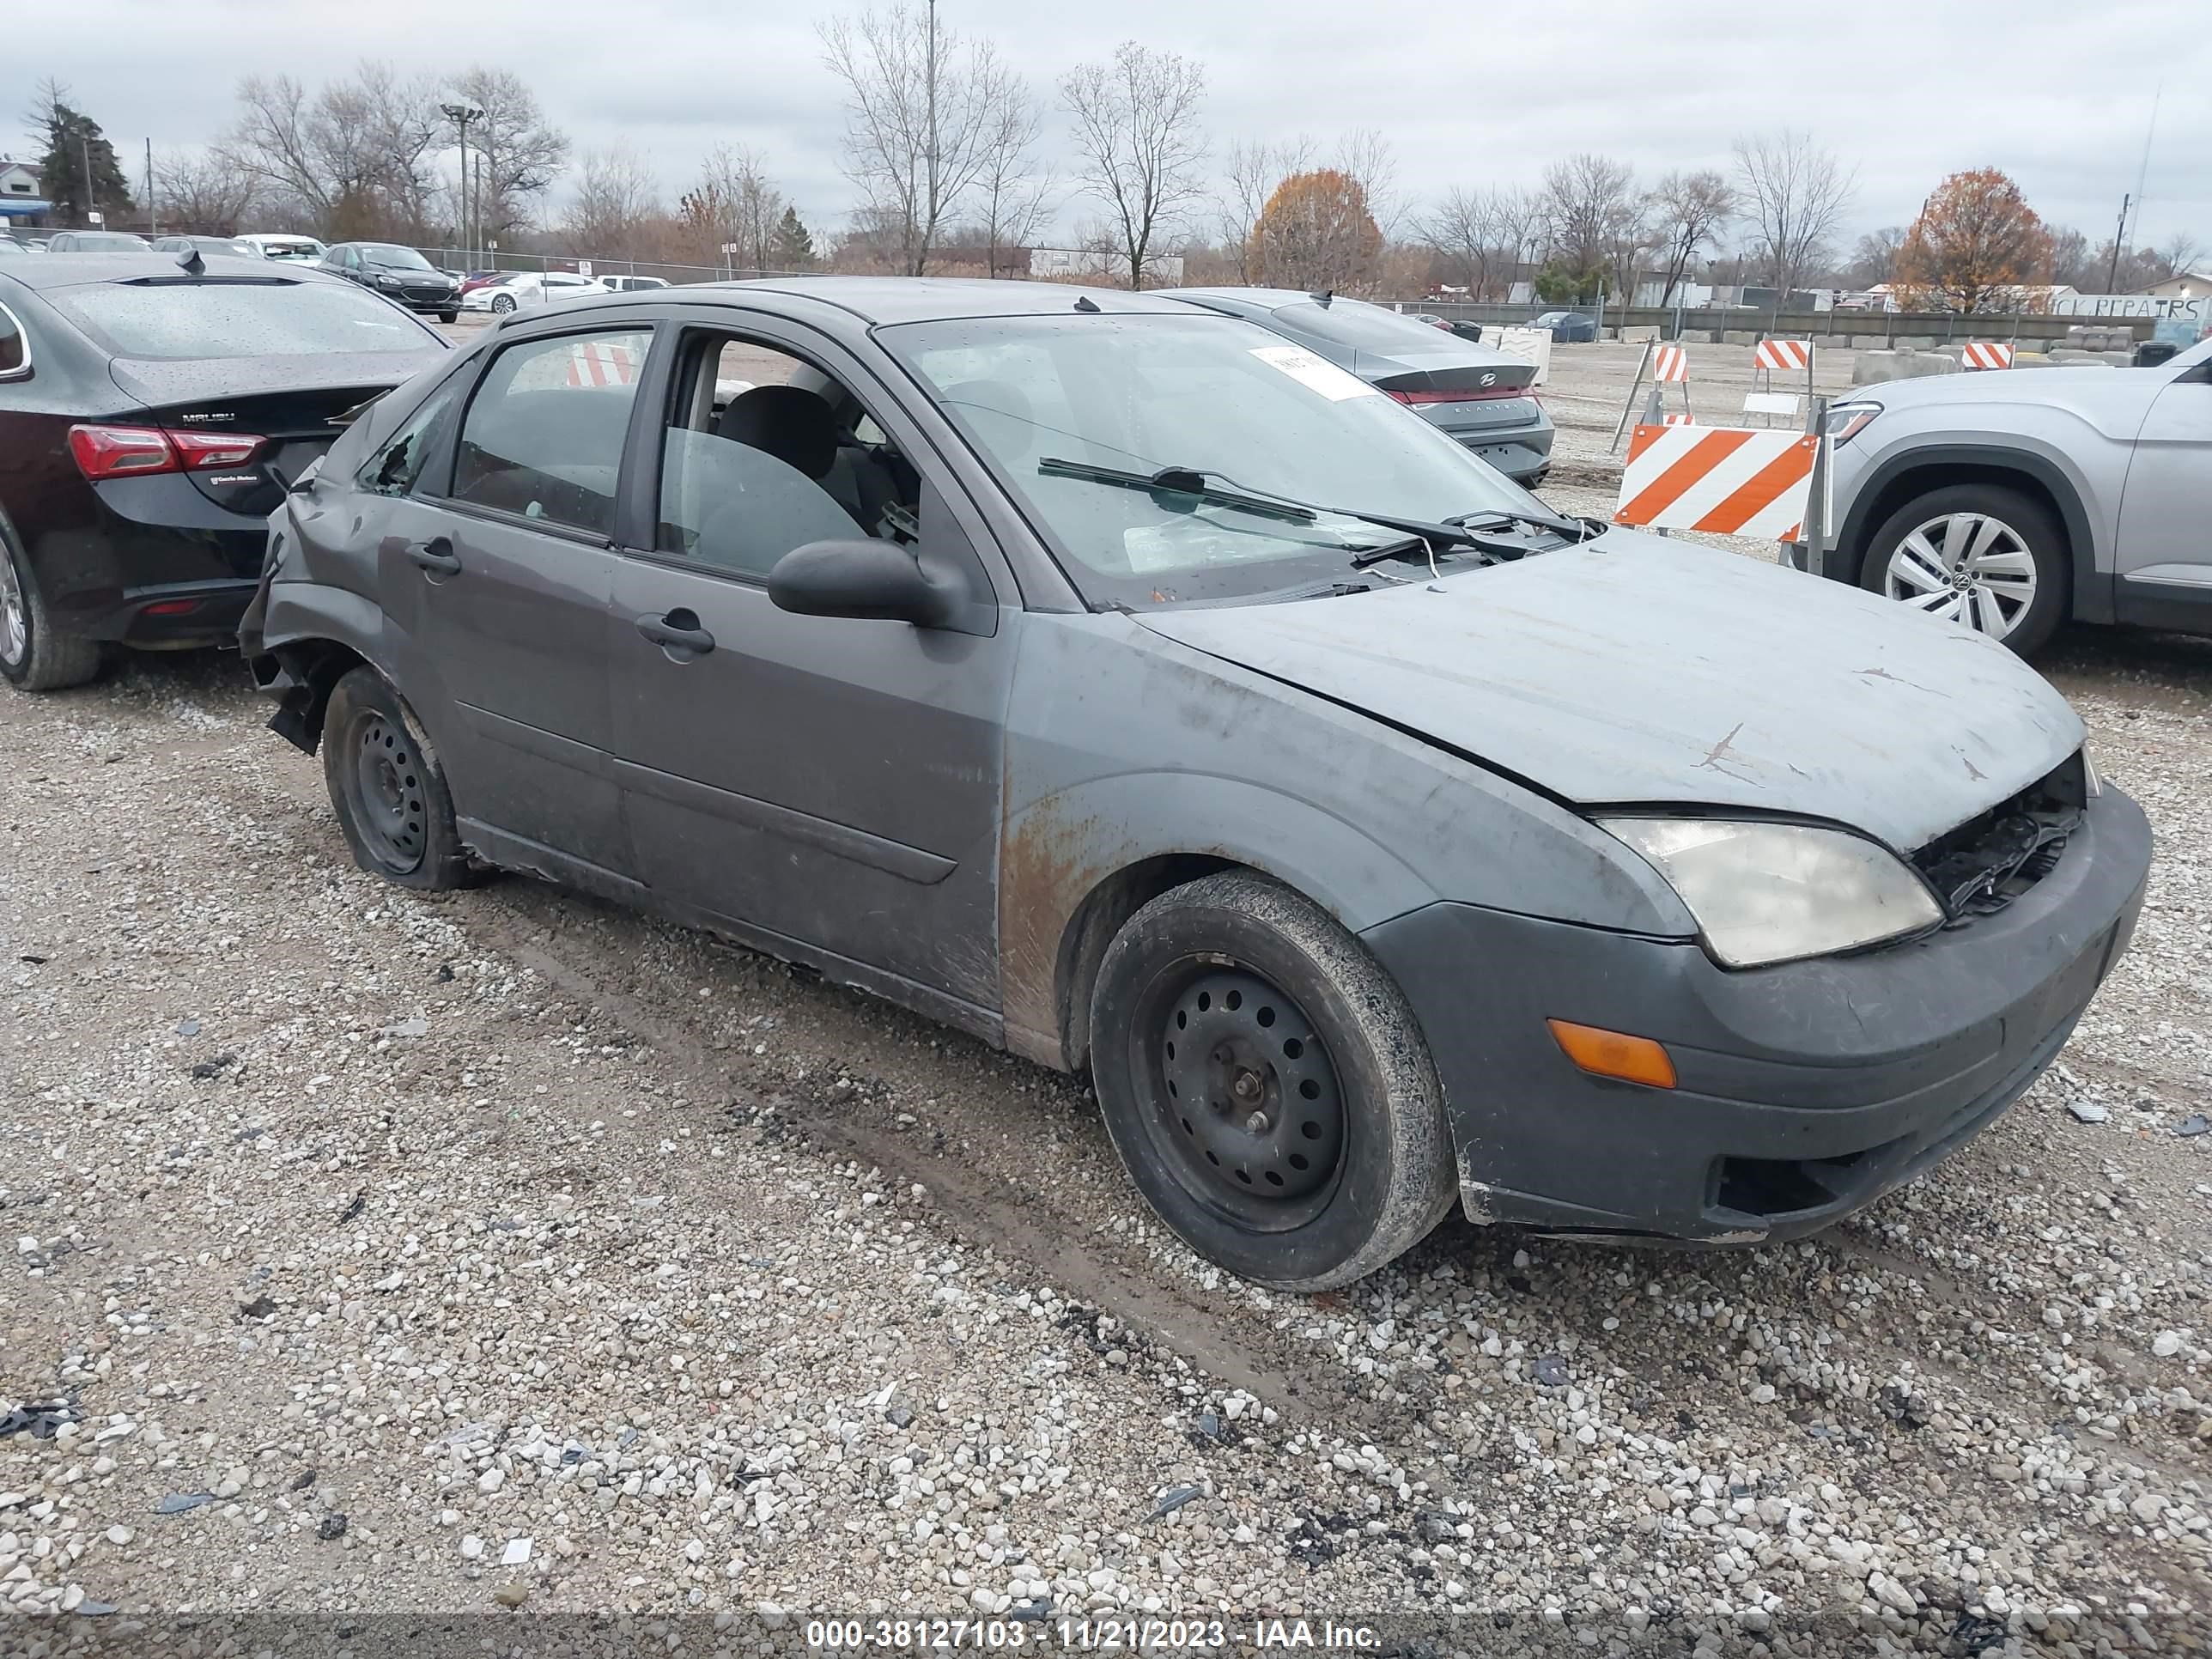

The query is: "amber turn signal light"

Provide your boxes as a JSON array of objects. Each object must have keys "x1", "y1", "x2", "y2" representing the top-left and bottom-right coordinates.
[{"x1": 1547, "y1": 1018, "x2": 1678, "y2": 1089}]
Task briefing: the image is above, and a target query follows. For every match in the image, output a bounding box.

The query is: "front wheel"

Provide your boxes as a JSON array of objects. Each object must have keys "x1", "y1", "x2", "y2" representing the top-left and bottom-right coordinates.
[
  {"x1": 321, "y1": 666, "x2": 476, "y2": 890},
  {"x1": 438, "y1": 310, "x2": 458, "y2": 324},
  {"x1": 489, "y1": 293, "x2": 516, "y2": 314},
  {"x1": 1859, "y1": 482, "x2": 2068, "y2": 655},
  {"x1": 1089, "y1": 872, "x2": 1456, "y2": 1291}
]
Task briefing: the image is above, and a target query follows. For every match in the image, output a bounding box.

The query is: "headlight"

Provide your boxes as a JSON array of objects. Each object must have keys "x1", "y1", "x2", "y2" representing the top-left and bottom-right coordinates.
[
  {"x1": 1599, "y1": 817, "x2": 1943, "y2": 969},
  {"x1": 1824, "y1": 399, "x2": 1881, "y2": 445}
]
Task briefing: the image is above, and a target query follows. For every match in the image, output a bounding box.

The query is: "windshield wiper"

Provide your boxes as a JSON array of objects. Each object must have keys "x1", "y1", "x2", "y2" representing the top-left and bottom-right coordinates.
[
  {"x1": 1448, "y1": 507, "x2": 1588, "y2": 539},
  {"x1": 1037, "y1": 459, "x2": 1316, "y2": 524}
]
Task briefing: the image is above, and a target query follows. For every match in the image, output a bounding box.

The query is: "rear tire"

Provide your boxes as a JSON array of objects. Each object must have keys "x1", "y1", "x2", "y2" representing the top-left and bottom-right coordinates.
[
  {"x1": 1859, "y1": 482, "x2": 2068, "y2": 656},
  {"x1": 0, "y1": 522, "x2": 104, "y2": 692},
  {"x1": 489, "y1": 294, "x2": 516, "y2": 315},
  {"x1": 438, "y1": 310, "x2": 458, "y2": 324},
  {"x1": 321, "y1": 666, "x2": 475, "y2": 890},
  {"x1": 1089, "y1": 872, "x2": 1456, "y2": 1291}
]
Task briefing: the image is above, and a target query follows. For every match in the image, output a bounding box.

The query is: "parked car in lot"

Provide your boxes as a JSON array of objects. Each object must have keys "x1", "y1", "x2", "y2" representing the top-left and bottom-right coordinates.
[
  {"x1": 151, "y1": 234, "x2": 260, "y2": 260},
  {"x1": 239, "y1": 234, "x2": 327, "y2": 264},
  {"x1": 319, "y1": 242, "x2": 462, "y2": 321},
  {"x1": 459, "y1": 270, "x2": 609, "y2": 313},
  {"x1": 1531, "y1": 309, "x2": 1598, "y2": 343},
  {"x1": 43, "y1": 230, "x2": 152, "y2": 253},
  {"x1": 240, "y1": 276, "x2": 2148, "y2": 1291},
  {"x1": 599, "y1": 273, "x2": 673, "y2": 294},
  {"x1": 1810, "y1": 337, "x2": 2212, "y2": 653},
  {"x1": 0, "y1": 253, "x2": 448, "y2": 689},
  {"x1": 1161, "y1": 286, "x2": 1556, "y2": 483},
  {"x1": 0, "y1": 239, "x2": 27, "y2": 258}
]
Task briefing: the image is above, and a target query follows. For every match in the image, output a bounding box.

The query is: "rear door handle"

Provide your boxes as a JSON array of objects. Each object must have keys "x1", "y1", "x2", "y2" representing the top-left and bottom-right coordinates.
[
  {"x1": 635, "y1": 611, "x2": 714, "y2": 654},
  {"x1": 409, "y1": 538, "x2": 461, "y2": 575}
]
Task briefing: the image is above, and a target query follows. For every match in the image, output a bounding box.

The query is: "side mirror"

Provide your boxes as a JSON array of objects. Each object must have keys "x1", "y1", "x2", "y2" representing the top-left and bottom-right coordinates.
[{"x1": 767, "y1": 538, "x2": 963, "y2": 629}]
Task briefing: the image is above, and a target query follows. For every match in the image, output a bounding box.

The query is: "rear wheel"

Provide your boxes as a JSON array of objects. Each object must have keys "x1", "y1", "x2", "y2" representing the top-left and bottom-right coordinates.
[
  {"x1": 0, "y1": 524, "x2": 104, "y2": 692},
  {"x1": 322, "y1": 666, "x2": 475, "y2": 890},
  {"x1": 489, "y1": 293, "x2": 516, "y2": 314},
  {"x1": 1859, "y1": 482, "x2": 2068, "y2": 655},
  {"x1": 1089, "y1": 872, "x2": 1456, "y2": 1291}
]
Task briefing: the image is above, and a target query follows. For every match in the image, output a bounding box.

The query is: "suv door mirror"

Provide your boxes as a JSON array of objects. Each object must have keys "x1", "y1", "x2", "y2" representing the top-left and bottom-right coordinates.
[{"x1": 768, "y1": 538, "x2": 962, "y2": 629}]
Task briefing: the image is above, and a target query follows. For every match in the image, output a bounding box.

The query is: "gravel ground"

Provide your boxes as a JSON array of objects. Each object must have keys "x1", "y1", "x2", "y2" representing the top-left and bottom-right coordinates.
[{"x1": 3, "y1": 340, "x2": 2210, "y2": 1650}]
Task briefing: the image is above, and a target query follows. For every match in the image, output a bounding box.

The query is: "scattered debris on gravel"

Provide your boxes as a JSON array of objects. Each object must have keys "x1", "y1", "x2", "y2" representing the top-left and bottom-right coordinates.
[{"x1": 3, "y1": 609, "x2": 2208, "y2": 1647}]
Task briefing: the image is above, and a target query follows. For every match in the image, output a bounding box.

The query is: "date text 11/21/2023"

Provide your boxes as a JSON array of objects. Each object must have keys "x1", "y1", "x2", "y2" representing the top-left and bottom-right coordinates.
[{"x1": 802, "y1": 1619, "x2": 1384, "y2": 1650}]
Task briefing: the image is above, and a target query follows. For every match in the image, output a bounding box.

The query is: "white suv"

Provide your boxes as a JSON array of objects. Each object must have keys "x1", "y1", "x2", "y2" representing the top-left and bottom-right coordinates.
[{"x1": 1812, "y1": 337, "x2": 2212, "y2": 653}]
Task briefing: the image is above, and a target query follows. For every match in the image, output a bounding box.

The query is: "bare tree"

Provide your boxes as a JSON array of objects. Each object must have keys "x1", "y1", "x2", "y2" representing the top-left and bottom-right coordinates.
[
  {"x1": 1061, "y1": 41, "x2": 1207, "y2": 290},
  {"x1": 1334, "y1": 128, "x2": 1401, "y2": 240},
  {"x1": 1418, "y1": 186, "x2": 1498, "y2": 297},
  {"x1": 222, "y1": 64, "x2": 443, "y2": 240},
  {"x1": 2152, "y1": 234, "x2": 2205, "y2": 279},
  {"x1": 680, "y1": 145, "x2": 784, "y2": 271},
  {"x1": 1540, "y1": 153, "x2": 1639, "y2": 292},
  {"x1": 971, "y1": 78, "x2": 1052, "y2": 276},
  {"x1": 1218, "y1": 136, "x2": 1311, "y2": 283},
  {"x1": 1732, "y1": 129, "x2": 1856, "y2": 299},
  {"x1": 1646, "y1": 169, "x2": 1738, "y2": 303},
  {"x1": 155, "y1": 150, "x2": 258, "y2": 234},
  {"x1": 819, "y1": 3, "x2": 1012, "y2": 276},
  {"x1": 441, "y1": 67, "x2": 569, "y2": 245},
  {"x1": 1844, "y1": 225, "x2": 1906, "y2": 289},
  {"x1": 560, "y1": 145, "x2": 662, "y2": 252},
  {"x1": 1492, "y1": 186, "x2": 1547, "y2": 296}
]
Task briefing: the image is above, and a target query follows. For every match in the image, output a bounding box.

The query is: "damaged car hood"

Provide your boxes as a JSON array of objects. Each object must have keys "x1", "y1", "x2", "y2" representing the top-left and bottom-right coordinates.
[{"x1": 1134, "y1": 532, "x2": 2083, "y2": 852}]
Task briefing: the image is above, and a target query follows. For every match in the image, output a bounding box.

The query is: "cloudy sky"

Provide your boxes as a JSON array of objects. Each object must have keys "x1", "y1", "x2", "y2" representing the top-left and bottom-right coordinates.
[{"x1": 9, "y1": 0, "x2": 2209, "y2": 264}]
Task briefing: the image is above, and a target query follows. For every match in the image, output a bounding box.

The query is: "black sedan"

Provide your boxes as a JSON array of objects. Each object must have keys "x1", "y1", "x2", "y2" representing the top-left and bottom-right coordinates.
[
  {"x1": 0, "y1": 252, "x2": 448, "y2": 689},
  {"x1": 1160, "y1": 287, "x2": 1555, "y2": 484},
  {"x1": 319, "y1": 243, "x2": 463, "y2": 322},
  {"x1": 1531, "y1": 309, "x2": 1599, "y2": 343}
]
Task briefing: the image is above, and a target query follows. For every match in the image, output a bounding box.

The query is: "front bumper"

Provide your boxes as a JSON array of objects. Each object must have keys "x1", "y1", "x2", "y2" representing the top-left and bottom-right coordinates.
[{"x1": 1363, "y1": 787, "x2": 2151, "y2": 1243}]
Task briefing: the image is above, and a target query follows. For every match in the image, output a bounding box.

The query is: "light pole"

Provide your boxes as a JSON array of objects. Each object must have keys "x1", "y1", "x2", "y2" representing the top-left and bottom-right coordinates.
[{"x1": 440, "y1": 99, "x2": 485, "y2": 267}]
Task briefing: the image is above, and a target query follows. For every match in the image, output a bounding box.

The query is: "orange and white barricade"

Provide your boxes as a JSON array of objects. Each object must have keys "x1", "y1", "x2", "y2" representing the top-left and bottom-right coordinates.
[
  {"x1": 1613, "y1": 423, "x2": 1821, "y2": 542},
  {"x1": 566, "y1": 341, "x2": 641, "y2": 387},
  {"x1": 1652, "y1": 343, "x2": 1690, "y2": 381},
  {"x1": 1663, "y1": 412, "x2": 1696, "y2": 425},
  {"x1": 1753, "y1": 338, "x2": 1812, "y2": 373},
  {"x1": 1961, "y1": 342, "x2": 2015, "y2": 370}
]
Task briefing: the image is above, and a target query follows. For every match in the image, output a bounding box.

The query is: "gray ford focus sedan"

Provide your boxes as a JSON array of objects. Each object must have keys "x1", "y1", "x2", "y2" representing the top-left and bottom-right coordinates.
[{"x1": 241, "y1": 278, "x2": 2151, "y2": 1291}]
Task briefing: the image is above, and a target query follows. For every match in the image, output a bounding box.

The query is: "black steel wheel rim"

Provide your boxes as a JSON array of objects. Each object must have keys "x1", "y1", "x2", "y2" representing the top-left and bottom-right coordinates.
[
  {"x1": 1132, "y1": 963, "x2": 1347, "y2": 1232},
  {"x1": 346, "y1": 710, "x2": 428, "y2": 872}
]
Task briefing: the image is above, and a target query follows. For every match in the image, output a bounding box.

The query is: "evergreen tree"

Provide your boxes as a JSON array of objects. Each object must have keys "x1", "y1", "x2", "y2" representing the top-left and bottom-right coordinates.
[
  {"x1": 27, "y1": 82, "x2": 136, "y2": 228},
  {"x1": 771, "y1": 205, "x2": 814, "y2": 270}
]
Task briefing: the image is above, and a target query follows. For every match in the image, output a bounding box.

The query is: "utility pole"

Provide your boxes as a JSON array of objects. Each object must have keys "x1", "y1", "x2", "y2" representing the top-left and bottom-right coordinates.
[
  {"x1": 144, "y1": 138, "x2": 155, "y2": 237},
  {"x1": 922, "y1": 0, "x2": 938, "y2": 277},
  {"x1": 2106, "y1": 194, "x2": 2130, "y2": 293},
  {"x1": 79, "y1": 131, "x2": 93, "y2": 227},
  {"x1": 440, "y1": 99, "x2": 484, "y2": 268}
]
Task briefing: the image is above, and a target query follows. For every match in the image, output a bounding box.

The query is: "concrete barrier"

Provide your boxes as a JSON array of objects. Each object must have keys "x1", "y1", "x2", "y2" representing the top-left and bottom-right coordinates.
[
  {"x1": 1851, "y1": 349, "x2": 1962, "y2": 386},
  {"x1": 1618, "y1": 325, "x2": 1661, "y2": 344}
]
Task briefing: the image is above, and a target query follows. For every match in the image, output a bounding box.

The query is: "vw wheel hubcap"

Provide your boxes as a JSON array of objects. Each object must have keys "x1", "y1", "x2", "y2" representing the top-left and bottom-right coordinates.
[{"x1": 1882, "y1": 512, "x2": 2037, "y2": 639}]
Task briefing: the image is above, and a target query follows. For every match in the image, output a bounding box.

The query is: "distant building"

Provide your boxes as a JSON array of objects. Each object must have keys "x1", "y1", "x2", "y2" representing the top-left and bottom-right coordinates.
[
  {"x1": 2137, "y1": 270, "x2": 2212, "y2": 301},
  {"x1": 0, "y1": 159, "x2": 52, "y2": 225}
]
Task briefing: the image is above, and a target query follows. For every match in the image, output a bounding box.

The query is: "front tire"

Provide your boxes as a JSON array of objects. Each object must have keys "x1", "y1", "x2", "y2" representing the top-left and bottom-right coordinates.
[
  {"x1": 0, "y1": 522, "x2": 104, "y2": 692},
  {"x1": 1859, "y1": 482, "x2": 2068, "y2": 655},
  {"x1": 489, "y1": 293, "x2": 516, "y2": 314},
  {"x1": 1089, "y1": 872, "x2": 1456, "y2": 1291},
  {"x1": 321, "y1": 666, "x2": 475, "y2": 890},
  {"x1": 438, "y1": 310, "x2": 458, "y2": 324}
]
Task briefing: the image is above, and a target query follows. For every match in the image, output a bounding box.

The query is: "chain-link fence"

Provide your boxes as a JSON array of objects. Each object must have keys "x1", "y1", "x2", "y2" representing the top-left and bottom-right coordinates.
[{"x1": 411, "y1": 246, "x2": 812, "y2": 287}]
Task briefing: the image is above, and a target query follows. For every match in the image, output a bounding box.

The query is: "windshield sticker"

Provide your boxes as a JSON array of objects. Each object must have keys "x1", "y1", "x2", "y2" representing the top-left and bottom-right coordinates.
[{"x1": 1249, "y1": 344, "x2": 1377, "y2": 401}]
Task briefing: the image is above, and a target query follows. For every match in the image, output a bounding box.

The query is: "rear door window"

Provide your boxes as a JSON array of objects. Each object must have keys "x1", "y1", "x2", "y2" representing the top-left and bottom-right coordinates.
[
  {"x1": 43, "y1": 279, "x2": 444, "y2": 358},
  {"x1": 0, "y1": 302, "x2": 26, "y2": 375},
  {"x1": 452, "y1": 330, "x2": 653, "y2": 537}
]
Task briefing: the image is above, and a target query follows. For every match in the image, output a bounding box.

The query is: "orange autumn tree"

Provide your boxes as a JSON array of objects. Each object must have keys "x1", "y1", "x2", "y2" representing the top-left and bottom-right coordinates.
[
  {"x1": 1895, "y1": 167, "x2": 2055, "y2": 313},
  {"x1": 1251, "y1": 168, "x2": 1383, "y2": 294}
]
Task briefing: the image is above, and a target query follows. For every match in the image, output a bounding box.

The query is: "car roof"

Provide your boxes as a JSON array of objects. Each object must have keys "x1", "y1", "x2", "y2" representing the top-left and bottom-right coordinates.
[
  {"x1": 0, "y1": 252, "x2": 345, "y2": 291},
  {"x1": 1159, "y1": 286, "x2": 1352, "y2": 310},
  {"x1": 672, "y1": 275, "x2": 1203, "y2": 325}
]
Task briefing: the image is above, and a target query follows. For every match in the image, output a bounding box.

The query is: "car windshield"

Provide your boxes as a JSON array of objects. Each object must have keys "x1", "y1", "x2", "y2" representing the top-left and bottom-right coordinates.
[
  {"x1": 1271, "y1": 299, "x2": 1464, "y2": 356},
  {"x1": 360, "y1": 244, "x2": 433, "y2": 270},
  {"x1": 68, "y1": 233, "x2": 152, "y2": 251},
  {"x1": 883, "y1": 312, "x2": 1537, "y2": 608},
  {"x1": 46, "y1": 278, "x2": 444, "y2": 359}
]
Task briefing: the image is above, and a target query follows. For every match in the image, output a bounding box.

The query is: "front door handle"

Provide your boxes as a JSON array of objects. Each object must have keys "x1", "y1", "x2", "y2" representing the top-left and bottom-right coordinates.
[
  {"x1": 635, "y1": 610, "x2": 715, "y2": 654},
  {"x1": 409, "y1": 538, "x2": 462, "y2": 575}
]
